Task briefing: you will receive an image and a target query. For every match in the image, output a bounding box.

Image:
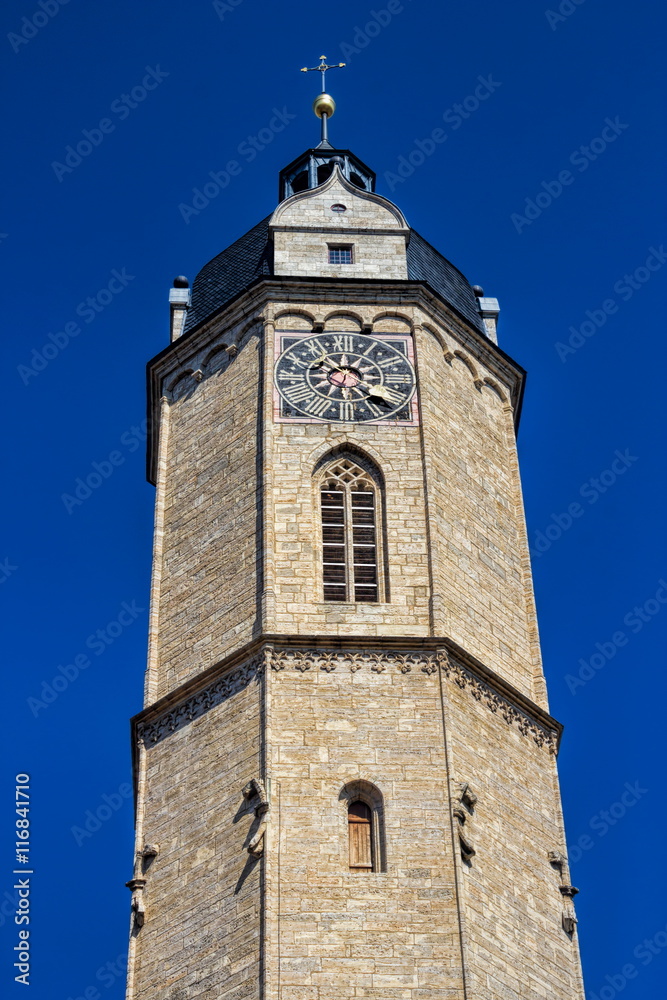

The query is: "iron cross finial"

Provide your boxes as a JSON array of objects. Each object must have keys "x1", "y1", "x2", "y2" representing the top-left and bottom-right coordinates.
[{"x1": 300, "y1": 54, "x2": 346, "y2": 93}]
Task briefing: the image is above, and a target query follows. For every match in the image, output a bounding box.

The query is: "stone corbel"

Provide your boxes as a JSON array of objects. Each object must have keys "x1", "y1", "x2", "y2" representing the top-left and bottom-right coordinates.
[
  {"x1": 548, "y1": 849, "x2": 578, "y2": 897},
  {"x1": 140, "y1": 843, "x2": 160, "y2": 865},
  {"x1": 243, "y1": 778, "x2": 270, "y2": 858},
  {"x1": 548, "y1": 850, "x2": 579, "y2": 933},
  {"x1": 562, "y1": 903, "x2": 578, "y2": 936},
  {"x1": 125, "y1": 877, "x2": 147, "y2": 928}
]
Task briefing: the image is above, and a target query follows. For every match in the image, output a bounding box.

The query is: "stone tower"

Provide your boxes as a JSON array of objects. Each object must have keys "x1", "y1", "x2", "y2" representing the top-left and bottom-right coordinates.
[{"x1": 124, "y1": 78, "x2": 585, "y2": 1000}]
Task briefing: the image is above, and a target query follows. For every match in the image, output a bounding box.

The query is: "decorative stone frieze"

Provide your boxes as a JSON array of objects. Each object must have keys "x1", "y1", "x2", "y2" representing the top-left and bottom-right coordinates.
[
  {"x1": 268, "y1": 646, "x2": 437, "y2": 675},
  {"x1": 135, "y1": 640, "x2": 559, "y2": 757},
  {"x1": 137, "y1": 653, "x2": 264, "y2": 747},
  {"x1": 438, "y1": 648, "x2": 560, "y2": 753}
]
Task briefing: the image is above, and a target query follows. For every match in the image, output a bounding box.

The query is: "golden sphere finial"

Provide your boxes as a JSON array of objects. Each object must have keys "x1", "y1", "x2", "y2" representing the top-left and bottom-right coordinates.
[{"x1": 313, "y1": 93, "x2": 335, "y2": 119}]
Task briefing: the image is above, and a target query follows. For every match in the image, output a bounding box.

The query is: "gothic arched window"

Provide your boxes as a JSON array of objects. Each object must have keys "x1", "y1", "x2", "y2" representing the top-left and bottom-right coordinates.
[{"x1": 319, "y1": 457, "x2": 382, "y2": 603}]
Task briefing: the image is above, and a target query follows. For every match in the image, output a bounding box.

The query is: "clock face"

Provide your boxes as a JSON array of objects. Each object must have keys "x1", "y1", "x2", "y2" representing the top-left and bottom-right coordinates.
[{"x1": 274, "y1": 333, "x2": 417, "y2": 423}]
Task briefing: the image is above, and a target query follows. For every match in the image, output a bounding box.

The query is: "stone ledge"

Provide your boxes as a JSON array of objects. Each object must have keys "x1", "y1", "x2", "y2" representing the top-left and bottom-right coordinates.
[{"x1": 131, "y1": 633, "x2": 562, "y2": 775}]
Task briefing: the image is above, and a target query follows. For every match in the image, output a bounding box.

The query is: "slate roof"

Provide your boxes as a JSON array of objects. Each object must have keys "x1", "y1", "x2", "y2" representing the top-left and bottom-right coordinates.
[
  {"x1": 183, "y1": 217, "x2": 485, "y2": 336},
  {"x1": 184, "y1": 216, "x2": 273, "y2": 335},
  {"x1": 405, "y1": 229, "x2": 484, "y2": 334}
]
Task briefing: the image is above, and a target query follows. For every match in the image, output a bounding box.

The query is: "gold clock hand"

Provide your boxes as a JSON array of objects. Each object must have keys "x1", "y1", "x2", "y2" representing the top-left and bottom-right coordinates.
[{"x1": 358, "y1": 381, "x2": 393, "y2": 401}]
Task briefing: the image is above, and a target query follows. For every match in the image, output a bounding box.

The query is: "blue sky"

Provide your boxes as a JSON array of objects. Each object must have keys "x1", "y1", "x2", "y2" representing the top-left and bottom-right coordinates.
[{"x1": 1, "y1": 1, "x2": 665, "y2": 997}]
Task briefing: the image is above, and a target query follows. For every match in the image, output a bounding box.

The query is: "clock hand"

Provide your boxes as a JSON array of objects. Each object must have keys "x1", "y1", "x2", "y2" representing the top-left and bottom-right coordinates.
[{"x1": 358, "y1": 381, "x2": 393, "y2": 401}]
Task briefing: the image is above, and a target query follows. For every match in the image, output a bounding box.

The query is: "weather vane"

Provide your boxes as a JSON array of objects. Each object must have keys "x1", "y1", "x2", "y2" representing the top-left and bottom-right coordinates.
[{"x1": 300, "y1": 54, "x2": 346, "y2": 146}]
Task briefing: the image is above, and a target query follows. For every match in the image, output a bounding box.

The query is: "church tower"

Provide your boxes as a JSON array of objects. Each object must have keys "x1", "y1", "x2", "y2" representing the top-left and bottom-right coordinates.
[{"x1": 125, "y1": 63, "x2": 585, "y2": 1000}]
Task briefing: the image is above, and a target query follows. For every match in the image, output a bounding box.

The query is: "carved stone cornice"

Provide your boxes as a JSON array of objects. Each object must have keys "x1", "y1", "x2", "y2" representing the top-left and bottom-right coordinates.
[
  {"x1": 131, "y1": 634, "x2": 561, "y2": 766},
  {"x1": 437, "y1": 648, "x2": 560, "y2": 754},
  {"x1": 268, "y1": 646, "x2": 437, "y2": 675},
  {"x1": 136, "y1": 652, "x2": 265, "y2": 747}
]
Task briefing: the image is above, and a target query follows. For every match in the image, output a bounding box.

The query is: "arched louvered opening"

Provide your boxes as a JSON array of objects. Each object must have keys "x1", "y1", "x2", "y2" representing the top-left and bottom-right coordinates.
[{"x1": 320, "y1": 458, "x2": 381, "y2": 603}]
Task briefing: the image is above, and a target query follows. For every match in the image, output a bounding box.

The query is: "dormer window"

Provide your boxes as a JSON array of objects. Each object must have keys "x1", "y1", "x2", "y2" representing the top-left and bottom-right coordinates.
[{"x1": 328, "y1": 244, "x2": 353, "y2": 265}]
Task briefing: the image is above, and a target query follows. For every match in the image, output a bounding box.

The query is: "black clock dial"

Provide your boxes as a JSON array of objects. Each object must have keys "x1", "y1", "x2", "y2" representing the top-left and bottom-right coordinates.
[{"x1": 274, "y1": 334, "x2": 416, "y2": 423}]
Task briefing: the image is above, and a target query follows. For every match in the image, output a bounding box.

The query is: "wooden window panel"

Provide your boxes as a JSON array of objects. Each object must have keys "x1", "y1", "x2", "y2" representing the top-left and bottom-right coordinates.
[{"x1": 348, "y1": 801, "x2": 373, "y2": 869}]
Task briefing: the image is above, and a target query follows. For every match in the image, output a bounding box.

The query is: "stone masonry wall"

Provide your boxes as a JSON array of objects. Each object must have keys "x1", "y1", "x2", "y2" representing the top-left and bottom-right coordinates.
[
  {"x1": 416, "y1": 321, "x2": 538, "y2": 700},
  {"x1": 155, "y1": 329, "x2": 262, "y2": 700},
  {"x1": 133, "y1": 663, "x2": 263, "y2": 1000},
  {"x1": 443, "y1": 654, "x2": 584, "y2": 1000},
  {"x1": 265, "y1": 647, "x2": 465, "y2": 1000},
  {"x1": 262, "y1": 297, "x2": 539, "y2": 700},
  {"x1": 267, "y1": 418, "x2": 432, "y2": 637},
  {"x1": 271, "y1": 170, "x2": 409, "y2": 281}
]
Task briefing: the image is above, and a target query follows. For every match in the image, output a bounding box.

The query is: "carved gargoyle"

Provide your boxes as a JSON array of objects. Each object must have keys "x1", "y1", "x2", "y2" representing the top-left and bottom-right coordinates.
[
  {"x1": 243, "y1": 778, "x2": 270, "y2": 858},
  {"x1": 458, "y1": 830, "x2": 476, "y2": 864},
  {"x1": 456, "y1": 781, "x2": 478, "y2": 814},
  {"x1": 453, "y1": 781, "x2": 477, "y2": 864}
]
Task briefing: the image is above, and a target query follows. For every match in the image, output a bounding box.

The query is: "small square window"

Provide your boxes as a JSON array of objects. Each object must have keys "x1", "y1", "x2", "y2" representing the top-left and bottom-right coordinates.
[{"x1": 328, "y1": 245, "x2": 353, "y2": 264}]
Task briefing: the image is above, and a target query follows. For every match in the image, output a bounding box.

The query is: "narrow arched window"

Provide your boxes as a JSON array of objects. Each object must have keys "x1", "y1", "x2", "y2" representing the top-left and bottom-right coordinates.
[
  {"x1": 348, "y1": 801, "x2": 373, "y2": 870},
  {"x1": 320, "y1": 458, "x2": 381, "y2": 603},
  {"x1": 341, "y1": 780, "x2": 385, "y2": 872}
]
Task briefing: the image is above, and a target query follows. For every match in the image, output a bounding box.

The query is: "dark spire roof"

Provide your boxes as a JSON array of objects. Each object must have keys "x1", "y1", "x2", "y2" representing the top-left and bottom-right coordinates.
[
  {"x1": 184, "y1": 217, "x2": 273, "y2": 335},
  {"x1": 183, "y1": 217, "x2": 485, "y2": 338}
]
